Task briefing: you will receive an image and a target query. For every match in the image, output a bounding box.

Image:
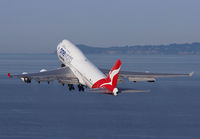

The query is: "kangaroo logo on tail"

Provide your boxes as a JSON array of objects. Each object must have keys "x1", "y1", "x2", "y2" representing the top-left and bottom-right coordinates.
[{"x1": 92, "y1": 59, "x2": 121, "y2": 95}]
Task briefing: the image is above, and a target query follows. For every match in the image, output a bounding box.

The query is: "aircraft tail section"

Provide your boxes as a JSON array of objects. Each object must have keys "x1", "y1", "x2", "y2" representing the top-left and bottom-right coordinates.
[{"x1": 92, "y1": 59, "x2": 121, "y2": 95}]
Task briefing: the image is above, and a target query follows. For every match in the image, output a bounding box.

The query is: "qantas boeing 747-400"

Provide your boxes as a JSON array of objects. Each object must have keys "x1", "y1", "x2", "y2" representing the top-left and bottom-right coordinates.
[{"x1": 8, "y1": 40, "x2": 193, "y2": 96}]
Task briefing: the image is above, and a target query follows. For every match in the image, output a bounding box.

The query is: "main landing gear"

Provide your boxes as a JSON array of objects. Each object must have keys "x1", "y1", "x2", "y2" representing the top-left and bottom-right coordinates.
[
  {"x1": 67, "y1": 84, "x2": 85, "y2": 92},
  {"x1": 68, "y1": 84, "x2": 75, "y2": 91},
  {"x1": 78, "y1": 84, "x2": 84, "y2": 92}
]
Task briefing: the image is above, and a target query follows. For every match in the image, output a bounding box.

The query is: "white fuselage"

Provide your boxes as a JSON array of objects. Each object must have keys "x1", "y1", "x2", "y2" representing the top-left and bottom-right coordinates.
[{"x1": 57, "y1": 40, "x2": 106, "y2": 88}]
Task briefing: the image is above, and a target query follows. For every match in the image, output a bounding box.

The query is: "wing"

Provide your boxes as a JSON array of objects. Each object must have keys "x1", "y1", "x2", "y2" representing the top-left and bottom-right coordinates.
[
  {"x1": 8, "y1": 67, "x2": 79, "y2": 85},
  {"x1": 100, "y1": 68, "x2": 194, "y2": 82}
]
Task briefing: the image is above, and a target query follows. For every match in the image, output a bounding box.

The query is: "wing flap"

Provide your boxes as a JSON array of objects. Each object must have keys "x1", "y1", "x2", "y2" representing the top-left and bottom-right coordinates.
[
  {"x1": 58, "y1": 78, "x2": 79, "y2": 84},
  {"x1": 128, "y1": 77, "x2": 156, "y2": 82}
]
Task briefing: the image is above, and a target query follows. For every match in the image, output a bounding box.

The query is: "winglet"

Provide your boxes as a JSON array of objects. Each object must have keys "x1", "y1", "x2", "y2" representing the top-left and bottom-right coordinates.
[
  {"x1": 189, "y1": 72, "x2": 194, "y2": 77},
  {"x1": 8, "y1": 73, "x2": 11, "y2": 78}
]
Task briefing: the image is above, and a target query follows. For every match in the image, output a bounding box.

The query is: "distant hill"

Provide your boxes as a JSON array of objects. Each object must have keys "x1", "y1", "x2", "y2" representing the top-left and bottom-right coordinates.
[{"x1": 55, "y1": 42, "x2": 200, "y2": 55}]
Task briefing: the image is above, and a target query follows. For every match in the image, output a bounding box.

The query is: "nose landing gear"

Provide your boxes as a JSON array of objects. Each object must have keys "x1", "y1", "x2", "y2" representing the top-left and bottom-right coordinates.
[{"x1": 61, "y1": 64, "x2": 65, "y2": 67}]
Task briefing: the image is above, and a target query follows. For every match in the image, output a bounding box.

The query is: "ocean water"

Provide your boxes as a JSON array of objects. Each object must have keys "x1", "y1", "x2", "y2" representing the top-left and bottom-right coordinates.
[{"x1": 0, "y1": 54, "x2": 200, "y2": 139}]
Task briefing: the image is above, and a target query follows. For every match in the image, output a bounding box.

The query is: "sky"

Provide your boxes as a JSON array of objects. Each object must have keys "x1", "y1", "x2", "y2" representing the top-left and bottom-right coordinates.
[{"x1": 0, "y1": 0, "x2": 200, "y2": 53}]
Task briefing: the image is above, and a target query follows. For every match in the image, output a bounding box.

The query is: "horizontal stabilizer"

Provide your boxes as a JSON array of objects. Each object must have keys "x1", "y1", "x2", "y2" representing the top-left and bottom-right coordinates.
[
  {"x1": 119, "y1": 89, "x2": 150, "y2": 93},
  {"x1": 87, "y1": 88, "x2": 150, "y2": 95}
]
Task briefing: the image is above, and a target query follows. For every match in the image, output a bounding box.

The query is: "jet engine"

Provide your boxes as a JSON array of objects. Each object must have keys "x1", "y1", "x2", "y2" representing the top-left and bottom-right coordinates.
[
  {"x1": 21, "y1": 72, "x2": 31, "y2": 83},
  {"x1": 23, "y1": 77, "x2": 31, "y2": 83}
]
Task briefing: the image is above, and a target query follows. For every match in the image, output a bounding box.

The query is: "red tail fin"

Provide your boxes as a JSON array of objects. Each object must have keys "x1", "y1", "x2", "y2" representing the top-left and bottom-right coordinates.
[
  {"x1": 105, "y1": 59, "x2": 121, "y2": 89},
  {"x1": 92, "y1": 59, "x2": 121, "y2": 93}
]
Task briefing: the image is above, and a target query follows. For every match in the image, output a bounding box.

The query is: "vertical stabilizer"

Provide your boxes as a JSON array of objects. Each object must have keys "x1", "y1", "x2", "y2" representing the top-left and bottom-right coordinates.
[{"x1": 92, "y1": 59, "x2": 121, "y2": 95}]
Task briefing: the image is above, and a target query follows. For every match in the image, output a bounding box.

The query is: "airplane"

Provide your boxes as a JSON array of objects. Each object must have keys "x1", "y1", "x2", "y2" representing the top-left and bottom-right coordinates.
[{"x1": 8, "y1": 40, "x2": 194, "y2": 96}]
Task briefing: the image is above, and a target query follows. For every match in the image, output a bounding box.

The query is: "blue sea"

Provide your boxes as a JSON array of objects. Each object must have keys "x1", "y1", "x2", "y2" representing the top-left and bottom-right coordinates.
[{"x1": 0, "y1": 54, "x2": 200, "y2": 139}]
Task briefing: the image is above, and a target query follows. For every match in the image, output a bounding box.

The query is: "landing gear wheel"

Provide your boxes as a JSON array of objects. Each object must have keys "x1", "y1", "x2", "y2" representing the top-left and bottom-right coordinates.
[
  {"x1": 61, "y1": 64, "x2": 65, "y2": 67},
  {"x1": 68, "y1": 84, "x2": 75, "y2": 91},
  {"x1": 78, "y1": 84, "x2": 84, "y2": 92}
]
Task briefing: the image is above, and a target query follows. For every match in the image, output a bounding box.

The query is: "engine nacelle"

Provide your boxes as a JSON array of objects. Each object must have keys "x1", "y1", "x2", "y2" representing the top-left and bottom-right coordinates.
[
  {"x1": 23, "y1": 77, "x2": 31, "y2": 83},
  {"x1": 21, "y1": 72, "x2": 31, "y2": 83}
]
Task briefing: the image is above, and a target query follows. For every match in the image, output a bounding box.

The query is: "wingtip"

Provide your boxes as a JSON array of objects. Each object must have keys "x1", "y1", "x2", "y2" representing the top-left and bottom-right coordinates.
[{"x1": 189, "y1": 72, "x2": 194, "y2": 77}]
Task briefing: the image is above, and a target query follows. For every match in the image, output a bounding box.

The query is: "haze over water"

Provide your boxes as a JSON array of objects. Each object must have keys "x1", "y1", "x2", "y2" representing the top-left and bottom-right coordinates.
[{"x1": 0, "y1": 54, "x2": 200, "y2": 139}]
